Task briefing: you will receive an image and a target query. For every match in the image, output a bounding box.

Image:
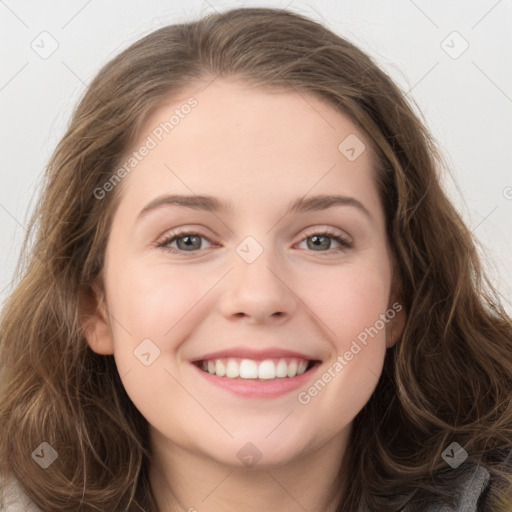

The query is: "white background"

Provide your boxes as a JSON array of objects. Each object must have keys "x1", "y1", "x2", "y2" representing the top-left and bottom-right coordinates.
[{"x1": 1, "y1": 0, "x2": 511, "y2": 312}]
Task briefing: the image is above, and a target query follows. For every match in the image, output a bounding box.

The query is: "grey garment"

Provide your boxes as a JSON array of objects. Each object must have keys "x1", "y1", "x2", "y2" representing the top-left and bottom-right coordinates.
[
  {"x1": 0, "y1": 465, "x2": 492, "y2": 512},
  {"x1": 428, "y1": 464, "x2": 490, "y2": 512},
  {"x1": 400, "y1": 464, "x2": 491, "y2": 512}
]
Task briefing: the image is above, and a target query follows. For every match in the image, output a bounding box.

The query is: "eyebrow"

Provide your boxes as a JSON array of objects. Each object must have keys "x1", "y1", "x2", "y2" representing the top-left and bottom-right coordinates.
[{"x1": 136, "y1": 193, "x2": 373, "y2": 222}]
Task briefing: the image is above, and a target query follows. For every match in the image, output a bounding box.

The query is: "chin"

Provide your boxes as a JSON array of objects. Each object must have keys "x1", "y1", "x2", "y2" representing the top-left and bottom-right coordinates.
[{"x1": 205, "y1": 432, "x2": 315, "y2": 470}]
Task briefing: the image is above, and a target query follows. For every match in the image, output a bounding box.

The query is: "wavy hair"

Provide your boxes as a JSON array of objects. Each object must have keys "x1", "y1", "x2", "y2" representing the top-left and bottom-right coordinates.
[{"x1": 1, "y1": 7, "x2": 511, "y2": 511}]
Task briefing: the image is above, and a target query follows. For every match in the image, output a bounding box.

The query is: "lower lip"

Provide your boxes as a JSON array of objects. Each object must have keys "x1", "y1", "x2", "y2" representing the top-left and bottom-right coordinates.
[{"x1": 191, "y1": 362, "x2": 321, "y2": 398}]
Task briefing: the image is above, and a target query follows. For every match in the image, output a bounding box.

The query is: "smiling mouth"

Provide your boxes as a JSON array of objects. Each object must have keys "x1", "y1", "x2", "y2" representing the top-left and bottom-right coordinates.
[{"x1": 193, "y1": 357, "x2": 319, "y2": 380}]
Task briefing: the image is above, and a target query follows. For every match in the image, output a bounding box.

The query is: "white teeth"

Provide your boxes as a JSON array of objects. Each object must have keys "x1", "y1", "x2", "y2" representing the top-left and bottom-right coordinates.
[
  {"x1": 239, "y1": 359, "x2": 258, "y2": 378},
  {"x1": 276, "y1": 359, "x2": 288, "y2": 378},
  {"x1": 215, "y1": 360, "x2": 226, "y2": 377},
  {"x1": 226, "y1": 359, "x2": 240, "y2": 378},
  {"x1": 287, "y1": 360, "x2": 298, "y2": 378},
  {"x1": 297, "y1": 360, "x2": 308, "y2": 375},
  {"x1": 258, "y1": 360, "x2": 275, "y2": 379},
  {"x1": 198, "y1": 357, "x2": 312, "y2": 379}
]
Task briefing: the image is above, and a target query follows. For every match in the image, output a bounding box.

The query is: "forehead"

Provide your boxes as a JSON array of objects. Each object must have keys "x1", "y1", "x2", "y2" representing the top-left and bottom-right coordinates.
[
  {"x1": 140, "y1": 78, "x2": 372, "y2": 159},
  {"x1": 114, "y1": 78, "x2": 381, "y2": 220}
]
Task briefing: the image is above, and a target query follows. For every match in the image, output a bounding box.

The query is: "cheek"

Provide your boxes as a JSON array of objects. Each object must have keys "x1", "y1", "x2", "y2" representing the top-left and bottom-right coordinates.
[
  {"x1": 293, "y1": 261, "x2": 392, "y2": 425},
  {"x1": 300, "y1": 261, "x2": 391, "y2": 344},
  {"x1": 104, "y1": 257, "x2": 214, "y2": 368},
  {"x1": 103, "y1": 260, "x2": 213, "y2": 426},
  {"x1": 107, "y1": 257, "x2": 207, "y2": 324}
]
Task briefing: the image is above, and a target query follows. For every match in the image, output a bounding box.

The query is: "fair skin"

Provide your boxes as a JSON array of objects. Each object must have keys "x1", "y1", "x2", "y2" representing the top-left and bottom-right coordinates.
[{"x1": 84, "y1": 78, "x2": 403, "y2": 511}]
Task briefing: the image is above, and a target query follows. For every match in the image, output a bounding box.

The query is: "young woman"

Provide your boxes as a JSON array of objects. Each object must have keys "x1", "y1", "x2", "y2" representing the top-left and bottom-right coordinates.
[{"x1": 1, "y1": 7, "x2": 511, "y2": 512}]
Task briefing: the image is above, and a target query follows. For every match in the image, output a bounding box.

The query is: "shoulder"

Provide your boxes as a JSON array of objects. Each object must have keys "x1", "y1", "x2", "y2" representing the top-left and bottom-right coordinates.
[{"x1": 0, "y1": 474, "x2": 41, "y2": 512}]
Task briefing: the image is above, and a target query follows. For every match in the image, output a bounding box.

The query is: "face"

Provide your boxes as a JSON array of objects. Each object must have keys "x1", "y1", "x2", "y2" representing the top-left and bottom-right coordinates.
[{"x1": 85, "y1": 78, "x2": 401, "y2": 470}]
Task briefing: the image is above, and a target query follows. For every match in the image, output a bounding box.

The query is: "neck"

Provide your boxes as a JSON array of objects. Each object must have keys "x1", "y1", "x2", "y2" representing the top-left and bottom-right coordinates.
[{"x1": 148, "y1": 428, "x2": 349, "y2": 512}]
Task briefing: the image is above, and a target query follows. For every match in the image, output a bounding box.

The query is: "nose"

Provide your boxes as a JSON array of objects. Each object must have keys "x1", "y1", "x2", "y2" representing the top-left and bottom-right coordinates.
[{"x1": 218, "y1": 248, "x2": 298, "y2": 325}]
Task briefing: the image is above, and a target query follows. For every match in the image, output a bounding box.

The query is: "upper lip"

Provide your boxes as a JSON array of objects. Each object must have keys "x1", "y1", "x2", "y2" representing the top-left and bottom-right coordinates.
[{"x1": 191, "y1": 346, "x2": 320, "y2": 362}]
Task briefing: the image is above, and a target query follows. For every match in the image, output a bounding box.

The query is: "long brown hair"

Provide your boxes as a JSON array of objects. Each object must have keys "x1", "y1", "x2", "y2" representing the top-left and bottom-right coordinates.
[{"x1": 1, "y1": 7, "x2": 511, "y2": 511}]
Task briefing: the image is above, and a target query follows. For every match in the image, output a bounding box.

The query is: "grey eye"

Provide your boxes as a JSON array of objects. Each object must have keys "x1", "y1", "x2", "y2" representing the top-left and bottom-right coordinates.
[
  {"x1": 175, "y1": 235, "x2": 203, "y2": 251},
  {"x1": 306, "y1": 235, "x2": 333, "y2": 251}
]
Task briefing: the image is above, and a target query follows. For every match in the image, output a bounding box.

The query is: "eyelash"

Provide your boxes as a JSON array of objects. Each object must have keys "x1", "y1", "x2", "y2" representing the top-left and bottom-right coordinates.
[{"x1": 156, "y1": 227, "x2": 353, "y2": 255}]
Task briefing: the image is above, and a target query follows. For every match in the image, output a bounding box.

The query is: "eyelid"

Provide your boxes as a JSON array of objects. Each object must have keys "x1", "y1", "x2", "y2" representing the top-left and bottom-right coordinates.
[
  {"x1": 156, "y1": 226, "x2": 211, "y2": 244},
  {"x1": 299, "y1": 226, "x2": 352, "y2": 245}
]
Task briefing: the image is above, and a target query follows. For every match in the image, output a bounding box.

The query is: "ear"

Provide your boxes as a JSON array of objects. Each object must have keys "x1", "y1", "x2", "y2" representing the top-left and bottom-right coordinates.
[
  {"x1": 385, "y1": 272, "x2": 406, "y2": 348},
  {"x1": 385, "y1": 259, "x2": 406, "y2": 348},
  {"x1": 385, "y1": 299, "x2": 406, "y2": 349},
  {"x1": 79, "y1": 282, "x2": 115, "y2": 355}
]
